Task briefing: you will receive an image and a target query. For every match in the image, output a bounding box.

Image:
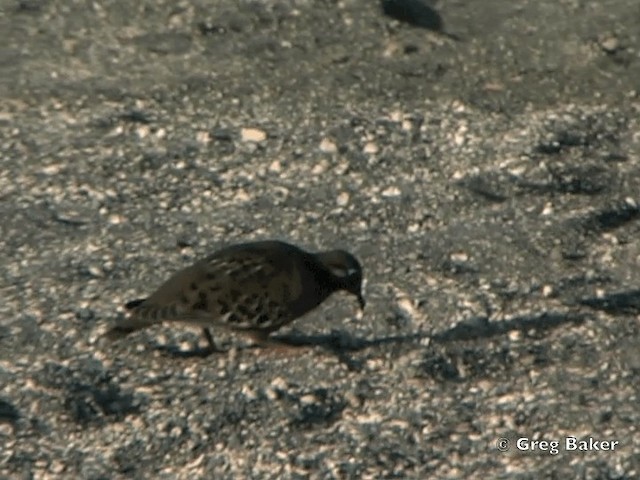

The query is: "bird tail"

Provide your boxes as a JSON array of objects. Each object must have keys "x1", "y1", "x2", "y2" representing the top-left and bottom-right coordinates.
[
  {"x1": 124, "y1": 298, "x2": 147, "y2": 310},
  {"x1": 104, "y1": 298, "x2": 217, "y2": 341}
]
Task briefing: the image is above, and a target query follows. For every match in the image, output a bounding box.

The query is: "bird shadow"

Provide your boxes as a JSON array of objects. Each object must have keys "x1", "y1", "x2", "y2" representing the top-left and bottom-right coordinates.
[
  {"x1": 381, "y1": 0, "x2": 462, "y2": 41},
  {"x1": 274, "y1": 330, "x2": 422, "y2": 351},
  {"x1": 579, "y1": 289, "x2": 640, "y2": 315},
  {"x1": 272, "y1": 330, "x2": 427, "y2": 371},
  {"x1": 276, "y1": 309, "x2": 587, "y2": 348},
  {"x1": 153, "y1": 310, "x2": 588, "y2": 370},
  {"x1": 0, "y1": 398, "x2": 20, "y2": 430},
  {"x1": 431, "y1": 310, "x2": 588, "y2": 343},
  {"x1": 278, "y1": 310, "x2": 588, "y2": 369}
]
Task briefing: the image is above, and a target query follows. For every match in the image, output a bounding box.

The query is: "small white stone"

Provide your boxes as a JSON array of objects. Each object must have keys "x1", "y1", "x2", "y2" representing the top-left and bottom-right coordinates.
[
  {"x1": 187, "y1": 455, "x2": 205, "y2": 469},
  {"x1": 300, "y1": 394, "x2": 316, "y2": 405},
  {"x1": 106, "y1": 125, "x2": 124, "y2": 137},
  {"x1": 271, "y1": 376, "x2": 288, "y2": 390},
  {"x1": 383, "y1": 40, "x2": 401, "y2": 58},
  {"x1": 452, "y1": 100, "x2": 466, "y2": 113},
  {"x1": 541, "y1": 202, "x2": 554, "y2": 216},
  {"x1": 336, "y1": 191, "x2": 350, "y2": 206},
  {"x1": 264, "y1": 387, "x2": 279, "y2": 401},
  {"x1": 107, "y1": 214, "x2": 125, "y2": 225},
  {"x1": 393, "y1": 290, "x2": 420, "y2": 324},
  {"x1": 454, "y1": 126, "x2": 467, "y2": 145},
  {"x1": 312, "y1": 159, "x2": 330, "y2": 174},
  {"x1": 196, "y1": 131, "x2": 210, "y2": 145},
  {"x1": 87, "y1": 265, "x2": 103, "y2": 278},
  {"x1": 381, "y1": 186, "x2": 401, "y2": 197},
  {"x1": 363, "y1": 142, "x2": 378, "y2": 154},
  {"x1": 319, "y1": 138, "x2": 337, "y2": 153},
  {"x1": 51, "y1": 460, "x2": 67, "y2": 474},
  {"x1": 136, "y1": 125, "x2": 150, "y2": 139},
  {"x1": 241, "y1": 127, "x2": 267, "y2": 143},
  {"x1": 233, "y1": 189, "x2": 250, "y2": 202},
  {"x1": 334, "y1": 162, "x2": 349, "y2": 175},
  {"x1": 389, "y1": 111, "x2": 403, "y2": 122},
  {"x1": 450, "y1": 251, "x2": 468, "y2": 262},
  {"x1": 269, "y1": 160, "x2": 282, "y2": 173},
  {"x1": 242, "y1": 385, "x2": 258, "y2": 400},
  {"x1": 40, "y1": 164, "x2": 63, "y2": 175},
  {"x1": 600, "y1": 36, "x2": 619, "y2": 53}
]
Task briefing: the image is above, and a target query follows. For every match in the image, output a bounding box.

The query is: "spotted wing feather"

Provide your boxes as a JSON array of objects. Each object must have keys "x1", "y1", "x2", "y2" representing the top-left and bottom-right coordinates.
[{"x1": 116, "y1": 246, "x2": 303, "y2": 332}]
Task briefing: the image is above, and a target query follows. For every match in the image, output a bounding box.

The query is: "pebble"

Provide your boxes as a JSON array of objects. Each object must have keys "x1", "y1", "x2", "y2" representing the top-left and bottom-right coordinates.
[
  {"x1": 319, "y1": 138, "x2": 337, "y2": 153},
  {"x1": 241, "y1": 128, "x2": 267, "y2": 143},
  {"x1": 363, "y1": 142, "x2": 378, "y2": 154},
  {"x1": 381, "y1": 186, "x2": 401, "y2": 197},
  {"x1": 336, "y1": 191, "x2": 350, "y2": 206}
]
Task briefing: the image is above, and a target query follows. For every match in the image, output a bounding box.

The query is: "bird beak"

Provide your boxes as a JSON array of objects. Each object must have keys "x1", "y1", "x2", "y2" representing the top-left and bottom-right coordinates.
[{"x1": 357, "y1": 292, "x2": 366, "y2": 310}]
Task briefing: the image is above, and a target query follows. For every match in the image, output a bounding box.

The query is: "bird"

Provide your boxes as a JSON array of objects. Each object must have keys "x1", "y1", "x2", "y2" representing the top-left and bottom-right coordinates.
[{"x1": 106, "y1": 240, "x2": 365, "y2": 354}]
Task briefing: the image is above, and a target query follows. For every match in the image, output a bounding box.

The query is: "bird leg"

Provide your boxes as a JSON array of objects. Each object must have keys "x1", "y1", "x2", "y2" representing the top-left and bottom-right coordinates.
[{"x1": 199, "y1": 328, "x2": 227, "y2": 355}]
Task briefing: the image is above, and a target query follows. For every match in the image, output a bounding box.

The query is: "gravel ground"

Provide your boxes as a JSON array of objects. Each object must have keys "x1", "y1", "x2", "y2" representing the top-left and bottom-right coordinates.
[{"x1": 1, "y1": 0, "x2": 639, "y2": 478}]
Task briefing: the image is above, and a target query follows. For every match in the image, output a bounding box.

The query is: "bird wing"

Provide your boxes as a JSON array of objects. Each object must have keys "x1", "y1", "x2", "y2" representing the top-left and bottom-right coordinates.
[{"x1": 124, "y1": 247, "x2": 301, "y2": 330}]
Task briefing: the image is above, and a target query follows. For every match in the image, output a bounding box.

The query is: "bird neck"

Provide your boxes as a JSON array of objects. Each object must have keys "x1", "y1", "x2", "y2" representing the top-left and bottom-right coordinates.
[{"x1": 311, "y1": 256, "x2": 348, "y2": 292}]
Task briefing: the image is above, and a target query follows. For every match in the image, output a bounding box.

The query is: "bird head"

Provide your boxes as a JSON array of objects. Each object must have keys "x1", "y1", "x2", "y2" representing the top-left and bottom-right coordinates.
[{"x1": 317, "y1": 249, "x2": 365, "y2": 310}]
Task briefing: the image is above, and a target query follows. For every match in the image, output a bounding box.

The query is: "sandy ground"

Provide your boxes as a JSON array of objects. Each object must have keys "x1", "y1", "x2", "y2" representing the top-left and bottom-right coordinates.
[{"x1": 1, "y1": 0, "x2": 639, "y2": 478}]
